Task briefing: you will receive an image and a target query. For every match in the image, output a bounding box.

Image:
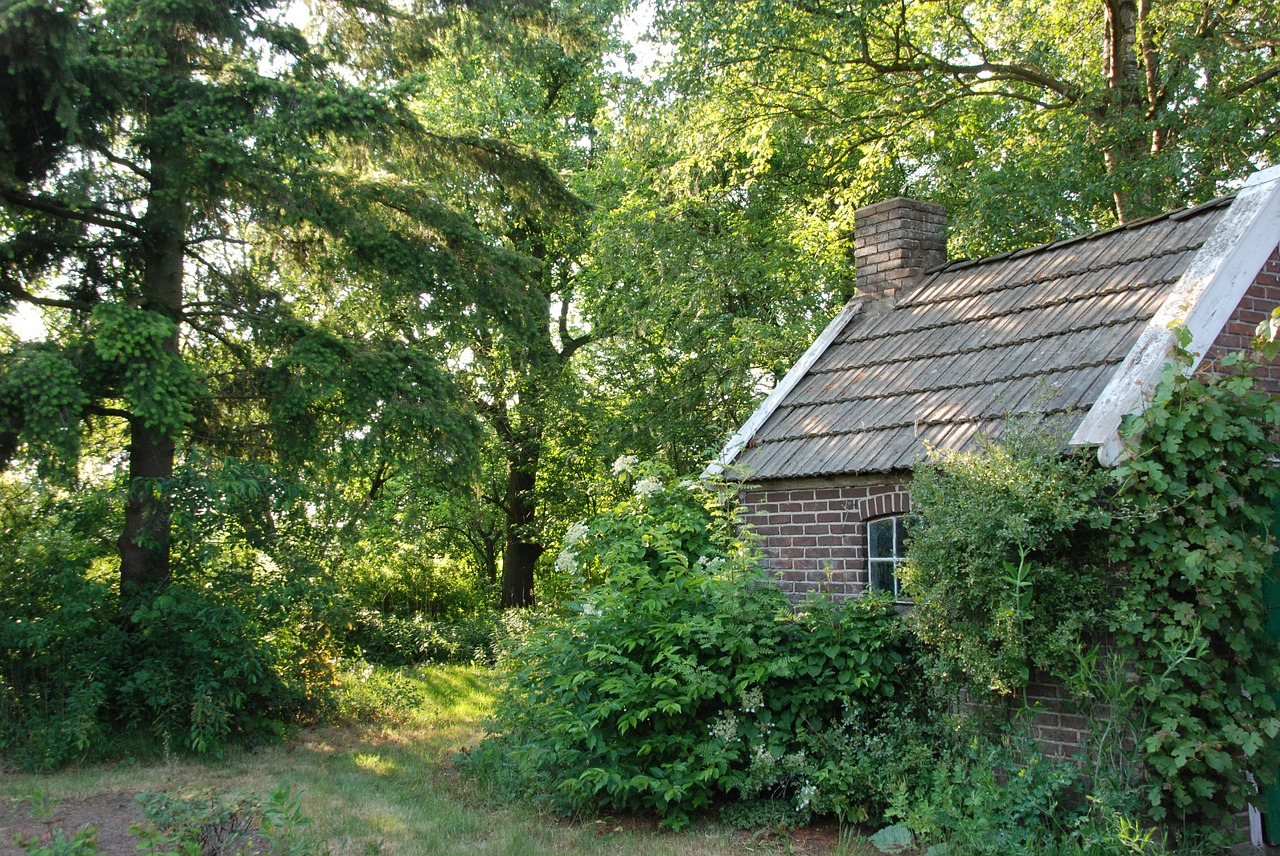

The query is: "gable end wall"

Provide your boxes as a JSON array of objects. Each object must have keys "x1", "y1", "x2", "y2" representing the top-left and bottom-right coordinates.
[{"x1": 1204, "y1": 246, "x2": 1280, "y2": 393}]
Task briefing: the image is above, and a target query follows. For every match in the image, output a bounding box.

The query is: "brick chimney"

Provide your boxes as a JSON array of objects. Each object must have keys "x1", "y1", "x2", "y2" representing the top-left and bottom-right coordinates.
[{"x1": 853, "y1": 198, "x2": 947, "y2": 301}]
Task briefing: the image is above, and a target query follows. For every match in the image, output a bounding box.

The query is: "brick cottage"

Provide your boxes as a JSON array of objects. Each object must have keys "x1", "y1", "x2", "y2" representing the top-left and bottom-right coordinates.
[{"x1": 707, "y1": 164, "x2": 1280, "y2": 844}]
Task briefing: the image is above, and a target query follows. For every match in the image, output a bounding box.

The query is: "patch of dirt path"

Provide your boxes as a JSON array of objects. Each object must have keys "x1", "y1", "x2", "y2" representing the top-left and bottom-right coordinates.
[{"x1": 0, "y1": 791, "x2": 145, "y2": 855}]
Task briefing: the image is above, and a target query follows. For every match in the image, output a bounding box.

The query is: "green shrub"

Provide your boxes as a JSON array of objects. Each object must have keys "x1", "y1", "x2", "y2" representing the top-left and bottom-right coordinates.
[
  {"x1": 902, "y1": 418, "x2": 1116, "y2": 699},
  {"x1": 342, "y1": 609, "x2": 502, "y2": 667},
  {"x1": 116, "y1": 587, "x2": 280, "y2": 754},
  {"x1": 469, "y1": 461, "x2": 936, "y2": 829},
  {"x1": 1107, "y1": 349, "x2": 1280, "y2": 833},
  {"x1": 0, "y1": 484, "x2": 119, "y2": 770},
  {"x1": 891, "y1": 723, "x2": 1165, "y2": 856}
]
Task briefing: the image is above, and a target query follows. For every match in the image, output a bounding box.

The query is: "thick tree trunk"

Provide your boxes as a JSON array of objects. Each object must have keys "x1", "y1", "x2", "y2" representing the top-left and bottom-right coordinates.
[
  {"x1": 118, "y1": 425, "x2": 175, "y2": 598},
  {"x1": 500, "y1": 453, "x2": 543, "y2": 608},
  {"x1": 120, "y1": 130, "x2": 186, "y2": 600}
]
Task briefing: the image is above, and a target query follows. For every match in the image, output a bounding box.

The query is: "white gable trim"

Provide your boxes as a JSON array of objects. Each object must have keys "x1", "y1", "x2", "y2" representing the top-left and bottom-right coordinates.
[
  {"x1": 1070, "y1": 165, "x2": 1280, "y2": 465},
  {"x1": 703, "y1": 300, "x2": 863, "y2": 478}
]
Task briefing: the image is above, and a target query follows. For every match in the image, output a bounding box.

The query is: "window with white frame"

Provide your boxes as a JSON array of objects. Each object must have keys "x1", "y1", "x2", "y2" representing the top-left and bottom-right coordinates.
[{"x1": 867, "y1": 515, "x2": 908, "y2": 598}]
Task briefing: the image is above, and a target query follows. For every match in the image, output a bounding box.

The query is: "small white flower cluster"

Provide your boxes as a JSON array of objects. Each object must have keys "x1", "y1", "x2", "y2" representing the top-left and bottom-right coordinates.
[
  {"x1": 696, "y1": 555, "x2": 725, "y2": 573},
  {"x1": 709, "y1": 711, "x2": 739, "y2": 742},
  {"x1": 581, "y1": 601, "x2": 601, "y2": 617},
  {"x1": 633, "y1": 476, "x2": 663, "y2": 498},
  {"x1": 564, "y1": 520, "x2": 589, "y2": 546},
  {"x1": 555, "y1": 521, "x2": 590, "y2": 576},
  {"x1": 796, "y1": 782, "x2": 817, "y2": 812},
  {"x1": 739, "y1": 686, "x2": 764, "y2": 713},
  {"x1": 612, "y1": 454, "x2": 639, "y2": 475},
  {"x1": 554, "y1": 548, "x2": 577, "y2": 575}
]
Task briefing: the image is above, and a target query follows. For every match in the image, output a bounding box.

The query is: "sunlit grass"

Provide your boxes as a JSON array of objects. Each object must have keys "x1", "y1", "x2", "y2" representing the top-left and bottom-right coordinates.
[{"x1": 0, "y1": 665, "x2": 825, "y2": 855}]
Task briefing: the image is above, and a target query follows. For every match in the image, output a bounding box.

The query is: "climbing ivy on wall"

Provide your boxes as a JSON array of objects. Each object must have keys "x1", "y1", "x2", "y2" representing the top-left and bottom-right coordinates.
[
  {"x1": 1110, "y1": 348, "x2": 1280, "y2": 828},
  {"x1": 903, "y1": 341, "x2": 1280, "y2": 837}
]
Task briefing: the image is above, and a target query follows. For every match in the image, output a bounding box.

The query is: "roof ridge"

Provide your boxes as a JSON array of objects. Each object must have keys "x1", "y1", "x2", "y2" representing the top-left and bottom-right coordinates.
[{"x1": 928, "y1": 196, "x2": 1232, "y2": 277}]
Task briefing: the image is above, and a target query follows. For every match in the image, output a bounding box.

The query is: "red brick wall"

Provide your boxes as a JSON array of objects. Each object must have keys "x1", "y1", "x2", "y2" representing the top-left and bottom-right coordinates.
[
  {"x1": 1203, "y1": 246, "x2": 1280, "y2": 393},
  {"x1": 740, "y1": 477, "x2": 911, "y2": 599}
]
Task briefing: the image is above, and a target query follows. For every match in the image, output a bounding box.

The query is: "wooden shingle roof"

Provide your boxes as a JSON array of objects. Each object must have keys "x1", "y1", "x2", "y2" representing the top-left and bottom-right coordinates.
[{"x1": 727, "y1": 197, "x2": 1233, "y2": 480}]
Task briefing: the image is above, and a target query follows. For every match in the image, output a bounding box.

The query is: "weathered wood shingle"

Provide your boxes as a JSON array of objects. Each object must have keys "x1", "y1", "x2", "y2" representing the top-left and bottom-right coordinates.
[{"x1": 731, "y1": 198, "x2": 1232, "y2": 479}]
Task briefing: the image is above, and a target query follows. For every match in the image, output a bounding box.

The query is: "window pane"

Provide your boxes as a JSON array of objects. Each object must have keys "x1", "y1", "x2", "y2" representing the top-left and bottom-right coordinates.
[
  {"x1": 869, "y1": 560, "x2": 895, "y2": 592},
  {"x1": 869, "y1": 518, "x2": 895, "y2": 559},
  {"x1": 895, "y1": 517, "x2": 908, "y2": 552}
]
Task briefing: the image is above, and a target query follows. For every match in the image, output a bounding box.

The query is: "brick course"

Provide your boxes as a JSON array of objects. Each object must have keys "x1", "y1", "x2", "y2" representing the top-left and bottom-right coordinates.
[{"x1": 1204, "y1": 248, "x2": 1280, "y2": 394}]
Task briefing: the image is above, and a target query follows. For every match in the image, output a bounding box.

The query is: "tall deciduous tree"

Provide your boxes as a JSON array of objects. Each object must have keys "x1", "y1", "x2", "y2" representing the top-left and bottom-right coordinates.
[
  {"x1": 652, "y1": 0, "x2": 1280, "y2": 252},
  {"x1": 326, "y1": 0, "x2": 622, "y2": 607}
]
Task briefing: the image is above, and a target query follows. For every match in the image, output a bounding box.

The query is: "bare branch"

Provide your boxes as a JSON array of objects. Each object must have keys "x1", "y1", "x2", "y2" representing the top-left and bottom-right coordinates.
[
  {"x1": 1222, "y1": 65, "x2": 1280, "y2": 99},
  {"x1": 90, "y1": 146, "x2": 153, "y2": 182}
]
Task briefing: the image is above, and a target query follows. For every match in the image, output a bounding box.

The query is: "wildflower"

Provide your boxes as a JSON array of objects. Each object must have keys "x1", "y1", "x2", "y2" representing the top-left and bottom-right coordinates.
[
  {"x1": 612, "y1": 454, "x2": 639, "y2": 475},
  {"x1": 796, "y1": 782, "x2": 817, "y2": 811},
  {"x1": 633, "y1": 477, "x2": 663, "y2": 498},
  {"x1": 554, "y1": 548, "x2": 577, "y2": 574},
  {"x1": 740, "y1": 686, "x2": 764, "y2": 713},
  {"x1": 581, "y1": 601, "x2": 601, "y2": 617},
  {"x1": 564, "y1": 521, "x2": 589, "y2": 546},
  {"x1": 710, "y1": 711, "x2": 739, "y2": 742}
]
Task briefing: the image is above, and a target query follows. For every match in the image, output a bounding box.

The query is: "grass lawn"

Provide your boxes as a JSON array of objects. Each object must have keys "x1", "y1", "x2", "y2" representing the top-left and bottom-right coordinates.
[{"x1": 0, "y1": 665, "x2": 855, "y2": 855}]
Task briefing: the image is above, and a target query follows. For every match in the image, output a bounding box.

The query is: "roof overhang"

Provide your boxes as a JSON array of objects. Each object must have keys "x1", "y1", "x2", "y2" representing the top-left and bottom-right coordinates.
[{"x1": 1069, "y1": 164, "x2": 1280, "y2": 465}]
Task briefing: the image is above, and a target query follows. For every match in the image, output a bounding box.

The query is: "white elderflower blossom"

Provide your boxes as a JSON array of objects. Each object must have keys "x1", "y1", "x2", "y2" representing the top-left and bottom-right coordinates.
[
  {"x1": 633, "y1": 477, "x2": 663, "y2": 498},
  {"x1": 710, "y1": 711, "x2": 739, "y2": 742},
  {"x1": 554, "y1": 548, "x2": 577, "y2": 575},
  {"x1": 612, "y1": 454, "x2": 639, "y2": 475},
  {"x1": 581, "y1": 601, "x2": 601, "y2": 617},
  {"x1": 796, "y1": 782, "x2": 817, "y2": 812},
  {"x1": 739, "y1": 686, "x2": 764, "y2": 713},
  {"x1": 564, "y1": 521, "x2": 589, "y2": 547}
]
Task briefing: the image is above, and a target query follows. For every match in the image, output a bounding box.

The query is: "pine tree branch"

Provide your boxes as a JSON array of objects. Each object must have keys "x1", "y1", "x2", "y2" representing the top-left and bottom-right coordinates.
[
  {"x1": 0, "y1": 280, "x2": 95, "y2": 312},
  {"x1": 0, "y1": 188, "x2": 144, "y2": 238}
]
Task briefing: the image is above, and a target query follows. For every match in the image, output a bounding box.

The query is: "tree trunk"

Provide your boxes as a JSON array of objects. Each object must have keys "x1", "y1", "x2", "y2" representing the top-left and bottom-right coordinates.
[
  {"x1": 118, "y1": 424, "x2": 175, "y2": 598},
  {"x1": 120, "y1": 121, "x2": 186, "y2": 600},
  {"x1": 500, "y1": 450, "x2": 543, "y2": 608},
  {"x1": 1100, "y1": 0, "x2": 1155, "y2": 222}
]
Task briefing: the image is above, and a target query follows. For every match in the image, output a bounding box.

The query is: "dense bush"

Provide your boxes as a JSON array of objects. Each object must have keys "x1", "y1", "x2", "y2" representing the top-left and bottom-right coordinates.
[
  {"x1": 892, "y1": 722, "x2": 1174, "y2": 856},
  {"x1": 468, "y1": 461, "x2": 938, "y2": 829},
  {"x1": 0, "y1": 478, "x2": 338, "y2": 767},
  {"x1": 343, "y1": 609, "x2": 503, "y2": 666},
  {"x1": 902, "y1": 419, "x2": 1116, "y2": 699}
]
